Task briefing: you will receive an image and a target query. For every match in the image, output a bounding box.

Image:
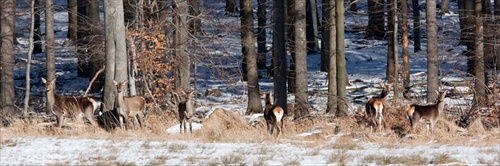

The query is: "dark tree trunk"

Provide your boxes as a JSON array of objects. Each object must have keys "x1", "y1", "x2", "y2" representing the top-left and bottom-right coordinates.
[
  {"x1": 386, "y1": 0, "x2": 396, "y2": 83},
  {"x1": 426, "y1": 0, "x2": 439, "y2": 103},
  {"x1": 67, "y1": 0, "x2": 77, "y2": 40},
  {"x1": 458, "y1": 0, "x2": 466, "y2": 44},
  {"x1": 241, "y1": 0, "x2": 263, "y2": 114},
  {"x1": 402, "y1": 0, "x2": 411, "y2": 98},
  {"x1": 188, "y1": 0, "x2": 201, "y2": 36},
  {"x1": 465, "y1": 0, "x2": 475, "y2": 75},
  {"x1": 350, "y1": 0, "x2": 357, "y2": 12},
  {"x1": 45, "y1": 0, "x2": 56, "y2": 82},
  {"x1": 306, "y1": 0, "x2": 319, "y2": 53},
  {"x1": 367, "y1": 0, "x2": 386, "y2": 40},
  {"x1": 33, "y1": 0, "x2": 42, "y2": 54},
  {"x1": 87, "y1": 0, "x2": 104, "y2": 93},
  {"x1": 257, "y1": 0, "x2": 267, "y2": 69},
  {"x1": 225, "y1": 0, "x2": 239, "y2": 15},
  {"x1": 287, "y1": 0, "x2": 296, "y2": 94},
  {"x1": 273, "y1": 0, "x2": 288, "y2": 115},
  {"x1": 412, "y1": 0, "x2": 421, "y2": 52}
]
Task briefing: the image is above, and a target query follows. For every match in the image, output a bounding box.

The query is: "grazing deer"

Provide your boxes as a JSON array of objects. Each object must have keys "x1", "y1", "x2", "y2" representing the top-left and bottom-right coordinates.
[
  {"x1": 407, "y1": 90, "x2": 447, "y2": 134},
  {"x1": 263, "y1": 91, "x2": 284, "y2": 136},
  {"x1": 169, "y1": 90, "x2": 196, "y2": 133},
  {"x1": 113, "y1": 80, "x2": 146, "y2": 130},
  {"x1": 365, "y1": 83, "x2": 391, "y2": 132},
  {"x1": 41, "y1": 78, "x2": 98, "y2": 128}
]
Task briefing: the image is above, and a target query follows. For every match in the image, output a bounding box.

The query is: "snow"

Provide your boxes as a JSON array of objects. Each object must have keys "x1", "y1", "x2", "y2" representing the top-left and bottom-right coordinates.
[{"x1": 2, "y1": 0, "x2": 499, "y2": 165}]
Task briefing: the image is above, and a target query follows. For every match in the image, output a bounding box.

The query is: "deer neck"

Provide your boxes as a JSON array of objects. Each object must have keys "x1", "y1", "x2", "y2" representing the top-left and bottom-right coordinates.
[
  {"x1": 46, "y1": 89, "x2": 57, "y2": 107},
  {"x1": 436, "y1": 99, "x2": 445, "y2": 112},
  {"x1": 380, "y1": 89, "x2": 389, "y2": 98},
  {"x1": 117, "y1": 91, "x2": 125, "y2": 108}
]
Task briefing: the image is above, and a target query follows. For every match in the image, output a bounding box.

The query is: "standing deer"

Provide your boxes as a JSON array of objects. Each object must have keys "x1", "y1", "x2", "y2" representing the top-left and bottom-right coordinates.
[
  {"x1": 41, "y1": 78, "x2": 98, "y2": 128},
  {"x1": 169, "y1": 90, "x2": 196, "y2": 133},
  {"x1": 407, "y1": 90, "x2": 447, "y2": 134},
  {"x1": 263, "y1": 91, "x2": 284, "y2": 136},
  {"x1": 365, "y1": 83, "x2": 391, "y2": 132},
  {"x1": 113, "y1": 80, "x2": 146, "y2": 130}
]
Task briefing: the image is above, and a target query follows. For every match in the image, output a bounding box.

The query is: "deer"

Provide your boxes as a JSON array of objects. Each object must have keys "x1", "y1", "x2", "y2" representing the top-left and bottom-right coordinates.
[
  {"x1": 169, "y1": 90, "x2": 196, "y2": 133},
  {"x1": 407, "y1": 90, "x2": 447, "y2": 134},
  {"x1": 365, "y1": 83, "x2": 391, "y2": 132},
  {"x1": 41, "y1": 78, "x2": 98, "y2": 128},
  {"x1": 113, "y1": 80, "x2": 147, "y2": 130},
  {"x1": 263, "y1": 91, "x2": 284, "y2": 136}
]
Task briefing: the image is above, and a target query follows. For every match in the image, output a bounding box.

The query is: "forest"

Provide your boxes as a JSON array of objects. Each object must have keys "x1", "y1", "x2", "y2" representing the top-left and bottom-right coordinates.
[{"x1": 0, "y1": 0, "x2": 499, "y2": 165}]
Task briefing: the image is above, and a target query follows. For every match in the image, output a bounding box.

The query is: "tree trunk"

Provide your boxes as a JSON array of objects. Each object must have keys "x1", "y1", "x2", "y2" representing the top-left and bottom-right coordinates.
[
  {"x1": 188, "y1": 0, "x2": 201, "y2": 36},
  {"x1": 323, "y1": 0, "x2": 337, "y2": 114},
  {"x1": 465, "y1": 0, "x2": 475, "y2": 74},
  {"x1": 67, "y1": 0, "x2": 77, "y2": 40},
  {"x1": 336, "y1": 0, "x2": 347, "y2": 117},
  {"x1": 474, "y1": 0, "x2": 486, "y2": 105},
  {"x1": 25, "y1": 0, "x2": 36, "y2": 117},
  {"x1": 225, "y1": 0, "x2": 239, "y2": 15},
  {"x1": 45, "y1": 0, "x2": 56, "y2": 84},
  {"x1": 257, "y1": 0, "x2": 267, "y2": 70},
  {"x1": 103, "y1": 0, "x2": 128, "y2": 111},
  {"x1": 306, "y1": 0, "x2": 319, "y2": 53},
  {"x1": 87, "y1": 0, "x2": 104, "y2": 93},
  {"x1": 458, "y1": 0, "x2": 466, "y2": 44},
  {"x1": 273, "y1": 0, "x2": 288, "y2": 115},
  {"x1": 402, "y1": 0, "x2": 411, "y2": 98},
  {"x1": 33, "y1": 0, "x2": 42, "y2": 54},
  {"x1": 440, "y1": 0, "x2": 450, "y2": 14},
  {"x1": 412, "y1": 0, "x2": 421, "y2": 52},
  {"x1": 367, "y1": 0, "x2": 385, "y2": 40},
  {"x1": 495, "y1": 0, "x2": 500, "y2": 70},
  {"x1": 241, "y1": 0, "x2": 262, "y2": 114},
  {"x1": 294, "y1": 0, "x2": 310, "y2": 119},
  {"x1": 386, "y1": 0, "x2": 396, "y2": 83},
  {"x1": 173, "y1": 0, "x2": 191, "y2": 92},
  {"x1": 350, "y1": 0, "x2": 357, "y2": 12},
  {"x1": 0, "y1": 0, "x2": 16, "y2": 114},
  {"x1": 287, "y1": 0, "x2": 296, "y2": 94},
  {"x1": 426, "y1": 0, "x2": 439, "y2": 103}
]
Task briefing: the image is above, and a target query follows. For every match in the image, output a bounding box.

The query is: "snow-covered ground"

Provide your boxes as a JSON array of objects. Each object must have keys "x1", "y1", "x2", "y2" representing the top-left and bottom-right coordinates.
[{"x1": 2, "y1": 0, "x2": 499, "y2": 165}]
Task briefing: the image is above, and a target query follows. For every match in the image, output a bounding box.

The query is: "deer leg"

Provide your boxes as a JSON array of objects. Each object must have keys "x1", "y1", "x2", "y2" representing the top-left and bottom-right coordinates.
[
  {"x1": 119, "y1": 115, "x2": 125, "y2": 130},
  {"x1": 56, "y1": 113, "x2": 64, "y2": 128},
  {"x1": 189, "y1": 118, "x2": 193, "y2": 133},
  {"x1": 136, "y1": 113, "x2": 144, "y2": 129},
  {"x1": 183, "y1": 118, "x2": 187, "y2": 133}
]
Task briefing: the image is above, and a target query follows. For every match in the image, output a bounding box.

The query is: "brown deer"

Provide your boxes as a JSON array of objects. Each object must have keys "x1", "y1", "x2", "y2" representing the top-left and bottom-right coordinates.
[
  {"x1": 263, "y1": 91, "x2": 284, "y2": 136},
  {"x1": 407, "y1": 90, "x2": 447, "y2": 134},
  {"x1": 365, "y1": 83, "x2": 391, "y2": 132},
  {"x1": 113, "y1": 80, "x2": 146, "y2": 130},
  {"x1": 41, "y1": 78, "x2": 98, "y2": 128},
  {"x1": 169, "y1": 90, "x2": 196, "y2": 133}
]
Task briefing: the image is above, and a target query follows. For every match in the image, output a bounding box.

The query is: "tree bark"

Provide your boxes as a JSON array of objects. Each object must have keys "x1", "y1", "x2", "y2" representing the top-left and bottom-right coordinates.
[
  {"x1": 173, "y1": 0, "x2": 191, "y2": 92},
  {"x1": 103, "y1": 0, "x2": 128, "y2": 111},
  {"x1": 225, "y1": 0, "x2": 239, "y2": 15},
  {"x1": 426, "y1": 0, "x2": 439, "y2": 103},
  {"x1": 440, "y1": 0, "x2": 450, "y2": 14},
  {"x1": 367, "y1": 0, "x2": 385, "y2": 40},
  {"x1": 474, "y1": 0, "x2": 486, "y2": 105},
  {"x1": 294, "y1": 0, "x2": 310, "y2": 118},
  {"x1": 323, "y1": 0, "x2": 337, "y2": 114},
  {"x1": 386, "y1": 0, "x2": 396, "y2": 83},
  {"x1": 336, "y1": 0, "x2": 347, "y2": 117},
  {"x1": 402, "y1": 0, "x2": 411, "y2": 98},
  {"x1": 33, "y1": 0, "x2": 42, "y2": 54},
  {"x1": 0, "y1": 0, "x2": 16, "y2": 113},
  {"x1": 241, "y1": 0, "x2": 262, "y2": 114},
  {"x1": 412, "y1": 0, "x2": 421, "y2": 52},
  {"x1": 287, "y1": 0, "x2": 296, "y2": 94},
  {"x1": 465, "y1": 0, "x2": 475, "y2": 74},
  {"x1": 257, "y1": 0, "x2": 267, "y2": 70},
  {"x1": 273, "y1": 0, "x2": 288, "y2": 115},
  {"x1": 67, "y1": 0, "x2": 78, "y2": 40},
  {"x1": 306, "y1": 0, "x2": 319, "y2": 53}
]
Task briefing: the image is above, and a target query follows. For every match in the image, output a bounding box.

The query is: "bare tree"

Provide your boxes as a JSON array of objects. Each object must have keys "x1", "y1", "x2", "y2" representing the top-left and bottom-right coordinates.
[
  {"x1": 386, "y1": 0, "x2": 397, "y2": 83},
  {"x1": 322, "y1": 0, "x2": 337, "y2": 114},
  {"x1": 412, "y1": 0, "x2": 421, "y2": 52},
  {"x1": 474, "y1": 0, "x2": 487, "y2": 105},
  {"x1": 336, "y1": 0, "x2": 347, "y2": 117},
  {"x1": 0, "y1": 0, "x2": 16, "y2": 114},
  {"x1": 188, "y1": 0, "x2": 201, "y2": 36},
  {"x1": 426, "y1": 0, "x2": 439, "y2": 103},
  {"x1": 306, "y1": 0, "x2": 319, "y2": 53},
  {"x1": 67, "y1": 0, "x2": 77, "y2": 40},
  {"x1": 402, "y1": 0, "x2": 411, "y2": 98},
  {"x1": 241, "y1": 0, "x2": 262, "y2": 114},
  {"x1": 273, "y1": 0, "x2": 288, "y2": 115},
  {"x1": 25, "y1": 0, "x2": 36, "y2": 116},
  {"x1": 293, "y1": 0, "x2": 310, "y2": 118},
  {"x1": 103, "y1": 0, "x2": 128, "y2": 111},
  {"x1": 367, "y1": 0, "x2": 385, "y2": 40},
  {"x1": 257, "y1": 0, "x2": 267, "y2": 69},
  {"x1": 33, "y1": 0, "x2": 42, "y2": 54},
  {"x1": 45, "y1": 0, "x2": 56, "y2": 83}
]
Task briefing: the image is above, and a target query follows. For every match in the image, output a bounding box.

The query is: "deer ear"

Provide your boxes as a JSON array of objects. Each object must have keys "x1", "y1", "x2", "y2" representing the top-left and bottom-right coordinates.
[
  {"x1": 41, "y1": 78, "x2": 47, "y2": 84},
  {"x1": 124, "y1": 80, "x2": 129, "y2": 84},
  {"x1": 190, "y1": 91, "x2": 196, "y2": 95},
  {"x1": 435, "y1": 90, "x2": 439, "y2": 95},
  {"x1": 113, "y1": 80, "x2": 118, "y2": 85}
]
